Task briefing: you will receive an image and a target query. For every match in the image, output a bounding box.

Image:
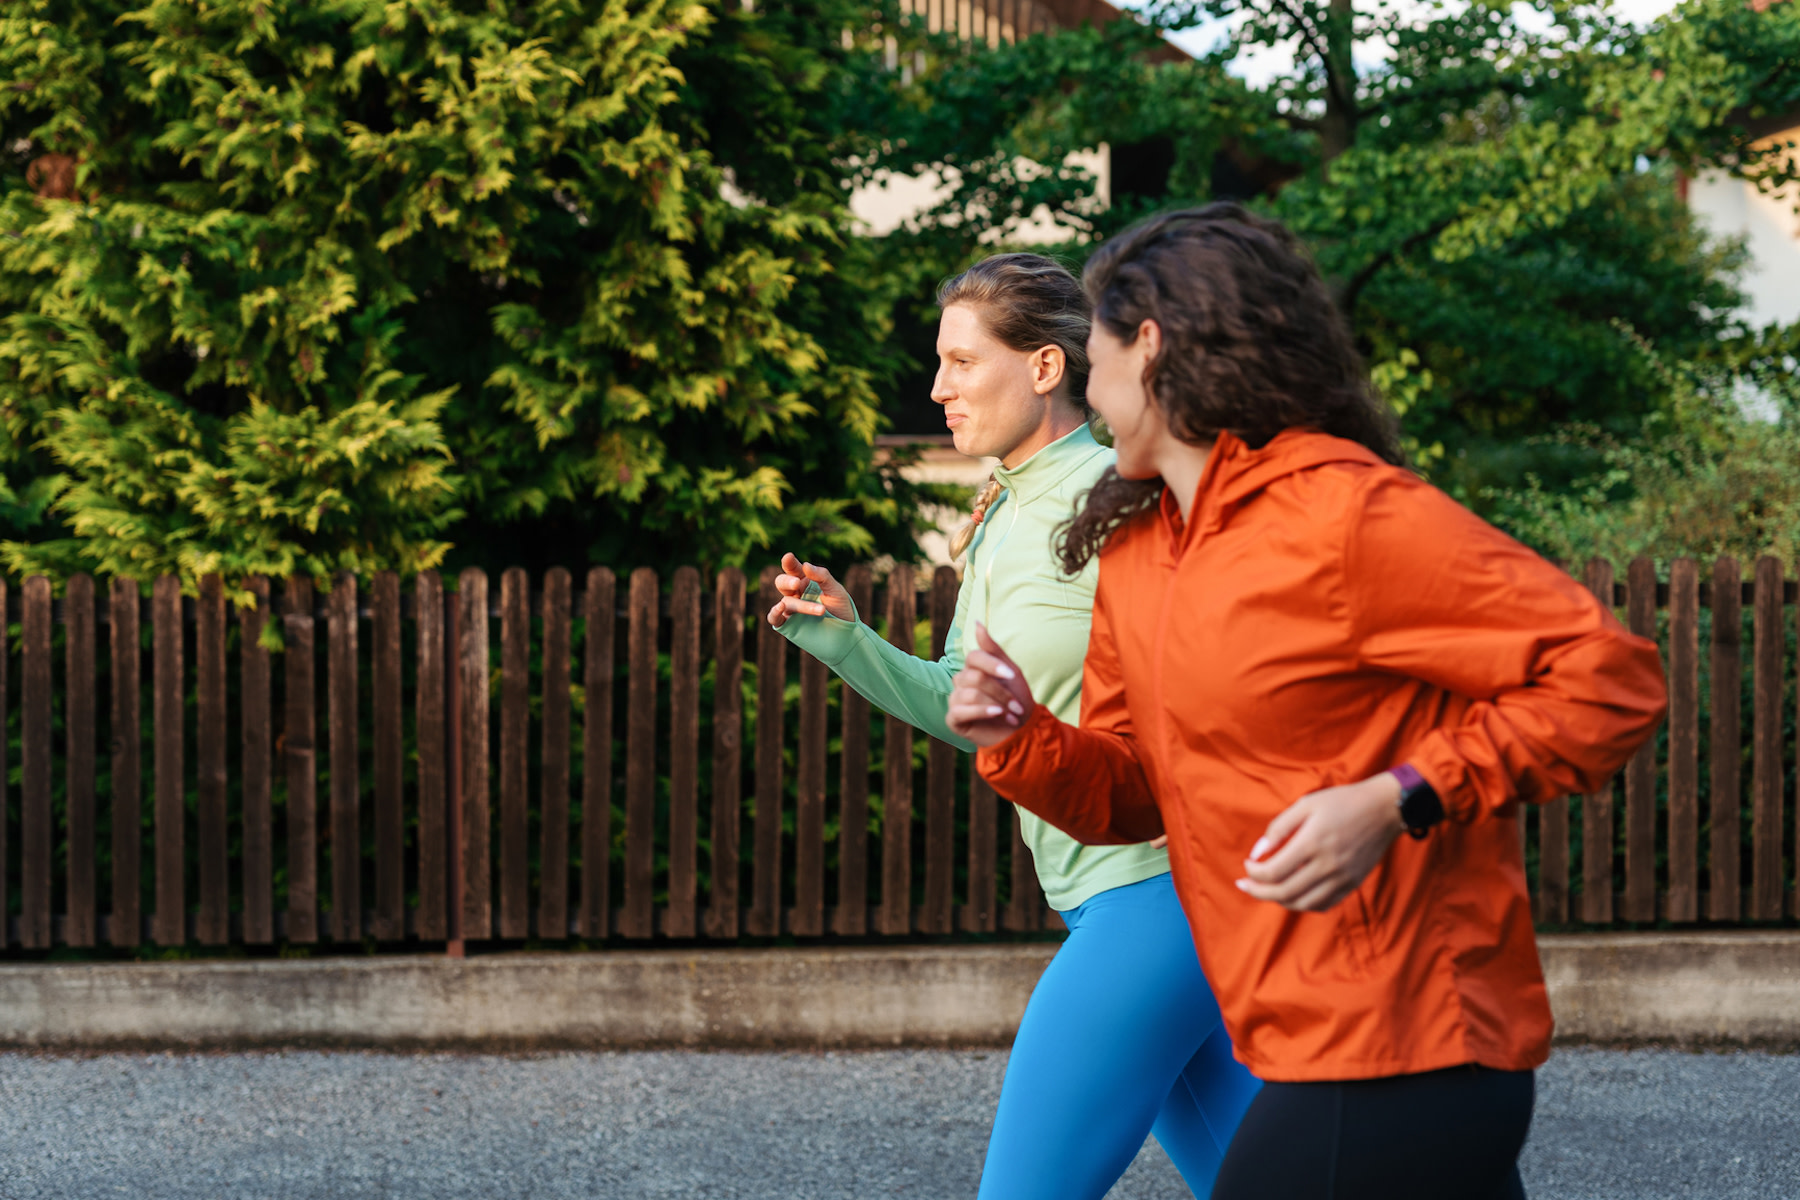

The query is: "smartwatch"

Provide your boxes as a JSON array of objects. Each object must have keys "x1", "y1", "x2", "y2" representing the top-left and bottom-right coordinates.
[{"x1": 1389, "y1": 763, "x2": 1444, "y2": 840}]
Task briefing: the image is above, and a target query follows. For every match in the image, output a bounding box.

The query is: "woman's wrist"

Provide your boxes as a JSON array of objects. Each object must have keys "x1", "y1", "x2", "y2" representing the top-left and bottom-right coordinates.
[{"x1": 1386, "y1": 763, "x2": 1445, "y2": 839}]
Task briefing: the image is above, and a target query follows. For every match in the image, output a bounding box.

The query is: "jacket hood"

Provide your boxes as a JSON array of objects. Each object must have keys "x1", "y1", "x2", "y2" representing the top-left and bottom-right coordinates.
[
  {"x1": 1161, "y1": 428, "x2": 1389, "y2": 554},
  {"x1": 1209, "y1": 428, "x2": 1387, "y2": 507}
]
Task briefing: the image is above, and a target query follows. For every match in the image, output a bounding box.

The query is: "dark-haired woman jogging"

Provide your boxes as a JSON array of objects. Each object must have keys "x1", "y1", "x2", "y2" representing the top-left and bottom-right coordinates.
[
  {"x1": 948, "y1": 207, "x2": 1667, "y2": 1200},
  {"x1": 768, "y1": 252, "x2": 1260, "y2": 1199}
]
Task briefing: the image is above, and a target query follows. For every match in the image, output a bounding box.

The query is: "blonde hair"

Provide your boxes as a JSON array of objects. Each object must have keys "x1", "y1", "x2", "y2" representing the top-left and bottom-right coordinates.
[{"x1": 936, "y1": 253, "x2": 1091, "y2": 407}]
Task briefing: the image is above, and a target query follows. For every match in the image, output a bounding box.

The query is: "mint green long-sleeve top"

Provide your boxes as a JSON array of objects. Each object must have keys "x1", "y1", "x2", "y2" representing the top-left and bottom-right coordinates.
[{"x1": 778, "y1": 423, "x2": 1169, "y2": 911}]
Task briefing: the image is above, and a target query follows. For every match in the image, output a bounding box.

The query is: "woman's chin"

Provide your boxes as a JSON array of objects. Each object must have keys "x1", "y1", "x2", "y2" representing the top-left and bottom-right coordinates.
[{"x1": 949, "y1": 426, "x2": 985, "y2": 458}]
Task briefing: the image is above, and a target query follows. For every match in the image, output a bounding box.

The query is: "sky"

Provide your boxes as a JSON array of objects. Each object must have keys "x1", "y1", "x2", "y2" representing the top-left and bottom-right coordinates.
[{"x1": 1117, "y1": 0, "x2": 1689, "y2": 87}]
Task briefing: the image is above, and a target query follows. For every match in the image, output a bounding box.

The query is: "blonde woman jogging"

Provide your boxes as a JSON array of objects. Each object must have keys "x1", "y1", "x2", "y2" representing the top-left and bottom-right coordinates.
[{"x1": 767, "y1": 254, "x2": 1260, "y2": 1199}]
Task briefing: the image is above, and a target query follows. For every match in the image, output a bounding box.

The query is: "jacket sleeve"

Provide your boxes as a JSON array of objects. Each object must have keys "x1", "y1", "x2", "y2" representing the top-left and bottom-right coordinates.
[
  {"x1": 976, "y1": 565, "x2": 1163, "y2": 844},
  {"x1": 1346, "y1": 472, "x2": 1669, "y2": 824},
  {"x1": 776, "y1": 574, "x2": 976, "y2": 753}
]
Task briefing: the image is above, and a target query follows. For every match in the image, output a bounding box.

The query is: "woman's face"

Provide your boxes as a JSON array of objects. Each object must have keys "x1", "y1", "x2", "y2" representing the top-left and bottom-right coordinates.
[
  {"x1": 931, "y1": 303, "x2": 1064, "y2": 462},
  {"x1": 1085, "y1": 318, "x2": 1165, "y2": 479}
]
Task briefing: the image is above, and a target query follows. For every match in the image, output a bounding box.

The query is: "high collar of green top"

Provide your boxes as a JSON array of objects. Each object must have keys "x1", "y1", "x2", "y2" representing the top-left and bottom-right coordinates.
[{"x1": 991, "y1": 422, "x2": 1105, "y2": 505}]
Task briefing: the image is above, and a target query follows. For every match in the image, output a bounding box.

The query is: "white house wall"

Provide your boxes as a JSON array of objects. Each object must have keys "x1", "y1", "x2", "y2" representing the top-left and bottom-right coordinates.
[
  {"x1": 849, "y1": 148, "x2": 1111, "y2": 244},
  {"x1": 1687, "y1": 125, "x2": 1800, "y2": 329}
]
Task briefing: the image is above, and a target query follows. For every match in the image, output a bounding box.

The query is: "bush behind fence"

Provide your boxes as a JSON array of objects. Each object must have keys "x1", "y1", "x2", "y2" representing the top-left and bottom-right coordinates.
[{"x1": 1, "y1": 555, "x2": 1796, "y2": 952}]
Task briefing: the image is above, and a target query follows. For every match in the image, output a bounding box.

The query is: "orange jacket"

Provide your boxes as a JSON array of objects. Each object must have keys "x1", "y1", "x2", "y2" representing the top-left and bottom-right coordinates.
[{"x1": 978, "y1": 430, "x2": 1667, "y2": 1082}]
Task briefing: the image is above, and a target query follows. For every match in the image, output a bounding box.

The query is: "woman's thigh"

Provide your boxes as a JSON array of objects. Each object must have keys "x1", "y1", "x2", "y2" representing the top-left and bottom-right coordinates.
[
  {"x1": 978, "y1": 874, "x2": 1251, "y2": 1200},
  {"x1": 1150, "y1": 1021, "x2": 1262, "y2": 1192},
  {"x1": 1211, "y1": 1065, "x2": 1535, "y2": 1200}
]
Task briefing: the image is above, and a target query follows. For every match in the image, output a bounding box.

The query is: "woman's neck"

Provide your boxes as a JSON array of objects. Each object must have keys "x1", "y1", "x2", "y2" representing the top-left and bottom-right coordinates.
[
  {"x1": 1160, "y1": 435, "x2": 1218, "y2": 524},
  {"x1": 999, "y1": 403, "x2": 1085, "y2": 470}
]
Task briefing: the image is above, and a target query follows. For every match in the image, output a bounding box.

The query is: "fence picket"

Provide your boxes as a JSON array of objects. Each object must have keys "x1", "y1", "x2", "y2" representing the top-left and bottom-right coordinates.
[
  {"x1": 751, "y1": 567, "x2": 788, "y2": 937},
  {"x1": 834, "y1": 565, "x2": 872, "y2": 937},
  {"x1": 65, "y1": 575, "x2": 96, "y2": 947},
  {"x1": 623, "y1": 569, "x2": 658, "y2": 938},
  {"x1": 284, "y1": 576, "x2": 318, "y2": 943},
  {"x1": 0, "y1": 580, "x2": 5, "y2": 949},
  {"x1": 329, "y1": 575, "x2": 360, "y2": 943},
  {"x1": 1751, "y1": 557, "x2": 1784, "y2": 921},
  {"x1": 415, "y1": 572, "x2": 447, "y2": 941},
  {"x1": 1579, "y1": 559, "x2": 1615, "y2": 924},
  {"x1": 963, "y1": 776, "x2": 998, "y2": 933},
  {"x1": 21, "y1": 577, "x2": 51, "y2": 948},
  {"x1": 458, "y1": 568, "x2": 491, "y2": 939},
  {"x1": 152, "y1": 577, "x2": 185, "y2": 945},
  {"x1": 197, "y1": 575, "x2": 228, "y2": 945},
  {"x1": 705, "y1": 568, "x2": 744, "y2": 939},
  {"x1": 1004, "y1": 804, "x2": 1042, "y2": 932},
  {"x1": 923, "y1": 566, "x2": 958, "y2": 935},
  {"x1": 880, "y1": 566, "x2": 915, "y2": 936},
  {"x1": 500, "y1": 567, "x2": 530, "y2": 939},
  {"x1": 1623, "y1": 558, "x2": 1657, "y2": 922},
  {"x1": 241, "y1": 578, "x2": 274, "y2": 944},
  {"x1": 108, "y1": 577, "x2": 139, "y2": 947},
  {"x1": 667, "y1": 567, "x2": 701, "y2": 939},
  {"x1": 581, "y1": 568, "x2": 617, "y2": 940},
  {"x1": 372, "y1": 572, "x2": 403, "y2": 940},
  {"x1": 794, "y1": 645, "x2": 828, "y2": 939},
  {"x1": 1710, "y1": 556, "x2": 1742, "y2": 922},
  {"x1": 1666, "y1": 558, "x2": 1699, "y2": 923},
  {"x1": 0, "y1": 581, "x2": 6, "y2": 949},
  {"x1": 540, "y1": 568, "x2": 572, "y2": 940}
]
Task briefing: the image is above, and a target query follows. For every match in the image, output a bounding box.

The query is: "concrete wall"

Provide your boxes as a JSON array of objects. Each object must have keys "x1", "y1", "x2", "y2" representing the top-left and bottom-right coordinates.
[
  {"x1": 0, "y1": 945, "x2": 1056, "y2": 1051},
  {"x1": 1538, "y1": 931, "x2": 1800, "y2": 1045},
  {"x1": 2, "y1": 933, "x2": 1797, "y2": 1052}
]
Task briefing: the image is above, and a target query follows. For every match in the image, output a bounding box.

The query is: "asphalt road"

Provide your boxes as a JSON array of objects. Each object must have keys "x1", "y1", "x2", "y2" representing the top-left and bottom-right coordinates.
[{"x1": 1, "y1": 1046, "x2": 1795, "y2": 1199}]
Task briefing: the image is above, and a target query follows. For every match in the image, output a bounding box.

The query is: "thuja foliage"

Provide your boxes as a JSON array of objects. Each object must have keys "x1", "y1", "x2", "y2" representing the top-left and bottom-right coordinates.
[
  {"x1": 0, "y1": 0, "x2": 947, "y2": 592},
  {"x1": 861, "y1": 0, "x2": 1800, "y2": 493}
]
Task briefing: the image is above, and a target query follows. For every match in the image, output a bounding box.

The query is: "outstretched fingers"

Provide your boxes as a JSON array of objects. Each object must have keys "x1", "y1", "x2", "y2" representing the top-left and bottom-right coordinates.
[
  {"x1": 774, "y1": 552, "x2": 809, "y2": 599},
  {"x1": 766, "y1": 594, "x2": 827, "y2": 629}
]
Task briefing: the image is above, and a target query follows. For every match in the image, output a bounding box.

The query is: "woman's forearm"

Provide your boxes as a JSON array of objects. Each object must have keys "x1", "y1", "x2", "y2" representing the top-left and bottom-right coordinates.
[
  {"x1": 977, "y1": 706, "x2": 1162, "y2": 844},
  {"x1": 777, "y1": 612, "x2": 975, "y2": 751}
]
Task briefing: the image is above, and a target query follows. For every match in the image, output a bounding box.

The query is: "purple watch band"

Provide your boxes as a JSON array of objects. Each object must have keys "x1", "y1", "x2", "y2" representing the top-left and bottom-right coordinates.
[{"x1": 1389, "y1": 763, "x2": 1425, "y2": 792}]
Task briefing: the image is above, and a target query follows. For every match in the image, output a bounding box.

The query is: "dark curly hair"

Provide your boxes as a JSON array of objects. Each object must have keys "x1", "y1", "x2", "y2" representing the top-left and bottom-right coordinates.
[{"x1": 1057, "y1": 203, "x2": 1404, "y2": 575}]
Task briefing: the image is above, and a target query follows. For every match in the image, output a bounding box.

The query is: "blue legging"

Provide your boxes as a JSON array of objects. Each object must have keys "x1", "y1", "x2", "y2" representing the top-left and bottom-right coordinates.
[{"x1": 978, "y1": 872, "x2": 1261, "y2": 1200}]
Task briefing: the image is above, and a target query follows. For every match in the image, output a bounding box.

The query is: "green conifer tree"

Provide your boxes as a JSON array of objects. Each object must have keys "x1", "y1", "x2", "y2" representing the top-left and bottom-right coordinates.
[{"x1": 0, "y1": 0, "x2": 943, "y2": 590}]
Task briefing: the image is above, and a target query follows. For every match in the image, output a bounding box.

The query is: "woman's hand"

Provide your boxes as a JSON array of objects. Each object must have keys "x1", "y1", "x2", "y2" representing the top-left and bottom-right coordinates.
[
  {"x1": 947, "y1": 623, "x2": 1035, "y2": 748},
  {"x1": 1235, "y1": 774, "x2": 1406, "y2": 912},
  {"x1": 767, "y1": 553, "x2": 857, "y2": 629}
]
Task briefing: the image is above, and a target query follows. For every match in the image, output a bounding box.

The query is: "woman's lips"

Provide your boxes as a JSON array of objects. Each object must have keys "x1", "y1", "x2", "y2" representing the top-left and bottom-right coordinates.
[{"x1": 945, "y1": 413, "x2": 967, "y2": 428}]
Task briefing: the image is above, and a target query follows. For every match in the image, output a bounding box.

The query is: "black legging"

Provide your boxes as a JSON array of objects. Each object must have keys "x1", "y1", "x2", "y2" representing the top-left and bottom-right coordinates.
[{"x1": 1211, "y1": 1063, "x2": 1534, "y2": 1200}]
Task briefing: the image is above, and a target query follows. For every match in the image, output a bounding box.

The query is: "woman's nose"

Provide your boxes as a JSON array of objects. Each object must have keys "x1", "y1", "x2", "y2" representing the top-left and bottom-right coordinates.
[{"x1": 929, "y1": 368, "x2": 953, "y2": 404}]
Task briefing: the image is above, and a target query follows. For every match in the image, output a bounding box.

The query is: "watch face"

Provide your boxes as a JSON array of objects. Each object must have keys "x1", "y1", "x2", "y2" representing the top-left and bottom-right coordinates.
[{"x1": 1400, "y1": 781, "x2": 1444, "y2": 834}]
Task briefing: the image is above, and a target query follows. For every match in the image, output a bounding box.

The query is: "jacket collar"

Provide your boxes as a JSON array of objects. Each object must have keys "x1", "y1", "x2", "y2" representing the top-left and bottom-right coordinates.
[{"x1": 993, "y1": 421, "x2": 1109, "y2": 506}]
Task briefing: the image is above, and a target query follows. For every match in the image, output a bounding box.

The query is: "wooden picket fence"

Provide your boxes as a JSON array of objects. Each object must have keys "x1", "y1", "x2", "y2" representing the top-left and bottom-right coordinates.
[{"x1": 0, "y1": 554, "x2": 1795, "y2": 951}]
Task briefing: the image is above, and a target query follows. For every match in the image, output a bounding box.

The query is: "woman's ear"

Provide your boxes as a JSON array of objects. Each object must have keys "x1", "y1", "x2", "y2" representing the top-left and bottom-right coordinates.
[
  {"x1": 1136, "y1": 319, "x2": 1162, "y2": 362},
  {"x1": 1031, "y1": 345, "x2": 1066, "y2": 396}
]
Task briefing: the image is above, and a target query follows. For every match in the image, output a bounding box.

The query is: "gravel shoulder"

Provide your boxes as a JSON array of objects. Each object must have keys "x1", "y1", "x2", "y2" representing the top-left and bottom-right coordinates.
[{"x1": 1, "y1": 1046, "x2": 1794, "y2": 1199}]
